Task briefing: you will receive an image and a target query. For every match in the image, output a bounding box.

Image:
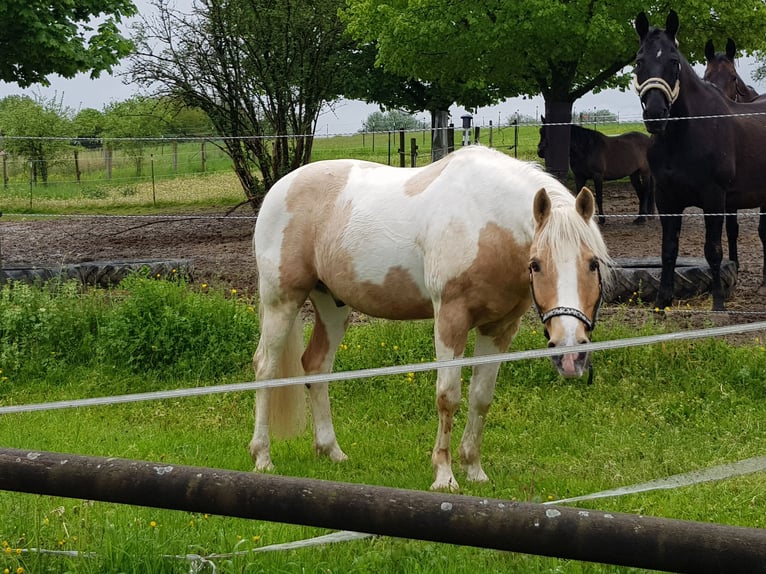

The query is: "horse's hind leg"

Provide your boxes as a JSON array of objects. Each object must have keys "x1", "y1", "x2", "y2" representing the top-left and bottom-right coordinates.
[
  {"x1": 304, "y1": 288, "x2": 352, "y2": 462},
  {"x1": 725, "y1": 212, "x2": 739, "y2": 269},
  {"x1": 594, "y1": 176, "x2": 606, "y2": 225},
  {"x1": 630, "y1": 171, "x2": 649, "y2": 225},
  {"x1": 758, "y1": 207, "x2": 766, "y2": 295},
  {"x1": 459, "y1": 321, "x2": 519, "y2": 483}
]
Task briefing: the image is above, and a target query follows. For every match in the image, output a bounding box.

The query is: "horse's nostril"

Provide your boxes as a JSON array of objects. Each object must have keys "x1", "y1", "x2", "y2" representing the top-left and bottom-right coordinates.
[{"x1": 547, "y1": 341, "x2": 556, "y2": 348}]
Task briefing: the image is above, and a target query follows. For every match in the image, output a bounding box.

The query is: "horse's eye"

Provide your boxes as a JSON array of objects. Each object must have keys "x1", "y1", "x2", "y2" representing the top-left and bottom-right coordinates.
[
  {"x1": 589, "y1": 259, "x2": 600, "y2": 272},
  {"x1": 529, "y1": 259, "x2": 541, "y2": 273}
]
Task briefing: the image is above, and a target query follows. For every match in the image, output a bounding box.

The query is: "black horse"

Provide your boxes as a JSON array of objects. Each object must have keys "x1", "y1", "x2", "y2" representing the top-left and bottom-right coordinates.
[
  {"x1": 704, "y1": 39, "x2": 762, "y2": 274},
  {"x1": 538, "y1": 120, "x2": 654, "y2": 225},
  {"x1": 634, "y1": 10, "x2": 766, "y2": 311}
]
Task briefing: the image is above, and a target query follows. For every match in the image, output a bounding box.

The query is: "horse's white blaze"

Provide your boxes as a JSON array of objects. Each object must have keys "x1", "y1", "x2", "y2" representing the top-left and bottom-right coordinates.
[{"x1": 250, "y1": 146, "x2": 611, "y2": 491}]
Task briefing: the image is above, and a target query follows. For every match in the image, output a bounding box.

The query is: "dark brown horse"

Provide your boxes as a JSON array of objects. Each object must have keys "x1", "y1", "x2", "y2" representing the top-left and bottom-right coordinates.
[
  {"x1": 634, "y1": 10, "x2": 766, "y2": 311},
  {"x1": 704, "y1": 38, "x2": 761, "y2": 272},
  {"x1": 537, "y1": 119, "x2": 654, "y2": 225},
  {"x1": 704, "y1": 39, "x2": 759, "y2": 103}
]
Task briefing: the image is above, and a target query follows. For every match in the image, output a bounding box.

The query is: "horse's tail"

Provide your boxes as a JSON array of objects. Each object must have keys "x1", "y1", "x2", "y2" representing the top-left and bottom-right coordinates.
[{"x1": 268, "y1": 311, "x2": 308, "y2": 439}]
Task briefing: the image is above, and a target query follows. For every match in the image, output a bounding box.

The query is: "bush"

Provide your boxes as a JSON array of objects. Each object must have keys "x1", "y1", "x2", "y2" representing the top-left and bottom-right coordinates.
[{"x1": 0, "y1": 276, "x2": 260, "y2": 384}]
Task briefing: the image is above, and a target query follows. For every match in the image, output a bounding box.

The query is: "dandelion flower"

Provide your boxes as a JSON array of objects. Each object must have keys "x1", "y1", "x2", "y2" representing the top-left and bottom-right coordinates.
[{"x1": 150, "y1": 520, "x2": 157, "y2": 528}]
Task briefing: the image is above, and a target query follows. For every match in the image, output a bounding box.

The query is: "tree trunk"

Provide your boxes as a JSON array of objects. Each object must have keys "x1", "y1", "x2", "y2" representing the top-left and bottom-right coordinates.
[
  {"x1": 431, "y1": 109, "x2": 450, "y2": 161},
  {"x1": 541, "y1": 100, "x2": 573, "y2": 182}
]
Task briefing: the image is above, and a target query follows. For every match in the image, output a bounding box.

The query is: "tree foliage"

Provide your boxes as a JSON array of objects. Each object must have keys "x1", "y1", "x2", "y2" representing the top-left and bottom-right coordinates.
[
  {"x1": 0, "y1": 95, "x2": 72, "y2": 183},
  {"x1": 0, "y1": 0, "x2": 137, "y2": 87},
  {"x1": 128, "y1": 0, "x2": 355, "y2": 205},
  {"x1": 363, "y1": 110, "x2": 422, "y2": 132},
  {"x1": 343, "y1": 1, "x2": 766, "y2": 176},
  {"x1": 102, "y1": 96, "x2": 171, "y2": 175}
]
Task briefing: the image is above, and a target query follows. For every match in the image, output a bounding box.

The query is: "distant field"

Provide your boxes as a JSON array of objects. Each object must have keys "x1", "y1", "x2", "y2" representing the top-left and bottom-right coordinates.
[{"x1": 0, "y1": 121, "x2": 648, "y2": 212}]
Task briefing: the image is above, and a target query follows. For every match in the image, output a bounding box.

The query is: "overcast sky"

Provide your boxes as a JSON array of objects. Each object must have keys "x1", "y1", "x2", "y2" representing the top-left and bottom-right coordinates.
[{"x1": 1, "y1": 2, "x2": 763, "y2": 134}]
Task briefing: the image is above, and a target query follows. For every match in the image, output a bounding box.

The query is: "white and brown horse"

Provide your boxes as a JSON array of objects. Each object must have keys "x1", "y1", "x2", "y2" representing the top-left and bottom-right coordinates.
[{"x1": 250, "y1": 145, "x2": 611, "y2": 491}]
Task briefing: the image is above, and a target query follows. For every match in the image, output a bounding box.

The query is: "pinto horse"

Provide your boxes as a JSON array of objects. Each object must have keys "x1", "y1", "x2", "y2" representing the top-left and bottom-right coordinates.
[
  {"x1": 704, "y1": 39, "x2": 759, "y2": 103},
  {"x1": 537, "y1": 119, "x2": 654, "y2": 225},
  {"x1": 249, "y1": 145, "x2": 611, "y2": 491},
  {"x1": 634, "y1": 10, "x2": 766, "y2": 311}
]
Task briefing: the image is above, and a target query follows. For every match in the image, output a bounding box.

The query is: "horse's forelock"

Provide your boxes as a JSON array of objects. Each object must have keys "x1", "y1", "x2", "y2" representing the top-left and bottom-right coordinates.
[{"x1": 535, "y1": 197, "x2": 614, "y2": 287}]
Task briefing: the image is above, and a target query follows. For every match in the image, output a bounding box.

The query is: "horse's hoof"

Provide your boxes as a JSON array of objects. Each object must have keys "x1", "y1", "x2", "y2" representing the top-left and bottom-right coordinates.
[
  {"x1": 430, "y1": 476, "x2": 460, "y2": 492},
  {"x1": 598, "y1": 216, "x2": 606, "y2": 225},
  {"x1": 316, "y1": 443, "x2": 348, "y2": 463},
  {"x1": 464, "y1": 466, "x2": 489, "y2": 483},
  {"x1": 633, "y1": 216, "x2": 647, "y2": 225},
  {"x1": 253, "y1": 459, "x2": 274, "y2": 472}
]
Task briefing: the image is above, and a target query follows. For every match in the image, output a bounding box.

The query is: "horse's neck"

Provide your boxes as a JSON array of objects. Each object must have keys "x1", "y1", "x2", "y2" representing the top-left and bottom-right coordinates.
[{"x1": 675, "y1": 61, "x2": 729, "y2": 118}]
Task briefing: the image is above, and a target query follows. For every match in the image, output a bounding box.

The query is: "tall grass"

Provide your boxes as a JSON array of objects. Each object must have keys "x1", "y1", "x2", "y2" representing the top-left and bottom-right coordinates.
[{"x1": 0, "y1": 277, "x2": 765, "y2": 572}]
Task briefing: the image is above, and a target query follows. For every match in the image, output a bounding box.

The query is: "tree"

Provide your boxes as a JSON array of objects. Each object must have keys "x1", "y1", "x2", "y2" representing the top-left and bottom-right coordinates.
[
  {"x1": 341, "y1": 41, "x2": 499, "y2": 159},
  {"x1": 344, "y1": 1, "x2": 766, "y2": 178},
  {"x1": 0, "y1": 0, "x2": 136, "y2": 87},
  {"x1": 72, "y1": 108, "x2": 106, "y2": 149},
  {"x1": 363, "y1": 110, "x2": 422, "y2": 132},
  {"x1": 0, "y1": 95, "x2": 73, "y2": 183},
  {"x1": 102, "y1": 96, "x2": 170, "y2": 176},
  {"x1": 128, "y1": 0, "x2": 355, "y2": 207}
]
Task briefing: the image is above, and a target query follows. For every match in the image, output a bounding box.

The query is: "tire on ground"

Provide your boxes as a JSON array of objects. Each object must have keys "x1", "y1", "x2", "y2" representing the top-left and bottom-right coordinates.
[
  {"x1": 606, "y1": 257, "x2": 737, "y2": 304},
  {"x1": 1, "y1": 259, "x2": 193, "y2": 287}
]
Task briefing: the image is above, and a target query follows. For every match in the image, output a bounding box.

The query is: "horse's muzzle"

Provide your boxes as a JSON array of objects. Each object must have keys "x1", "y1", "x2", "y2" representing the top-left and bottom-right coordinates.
[
  {"x1": 641, "y1": 91, "x2": 671, "y2": 133},
  {"x1": 548, "y1": 344, "x2": 591, "y2": 379}
]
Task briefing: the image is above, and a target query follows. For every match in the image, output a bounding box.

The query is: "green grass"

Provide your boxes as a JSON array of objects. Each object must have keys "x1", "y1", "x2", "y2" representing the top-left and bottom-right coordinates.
[{"x1": 0, "y1": 277, "x2": 764, "y2": 572}]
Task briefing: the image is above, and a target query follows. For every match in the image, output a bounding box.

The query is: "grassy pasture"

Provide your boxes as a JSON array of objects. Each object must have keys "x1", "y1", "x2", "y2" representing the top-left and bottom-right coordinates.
[
  {"x1": 2, "y1": 119, "x2": 762, "y2": 572},
  {"x1": 0, "y1": 122, "x2": 646, "y2": 212},
  {"x1": 0, "y1": 278, "x2": 765, "y2": 573}
]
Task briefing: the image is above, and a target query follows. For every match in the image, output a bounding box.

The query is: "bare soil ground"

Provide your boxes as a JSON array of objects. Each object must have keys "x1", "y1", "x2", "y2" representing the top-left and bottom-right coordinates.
[{"x1": 2, "y1": 182, "x2": 765, "y2": 322}]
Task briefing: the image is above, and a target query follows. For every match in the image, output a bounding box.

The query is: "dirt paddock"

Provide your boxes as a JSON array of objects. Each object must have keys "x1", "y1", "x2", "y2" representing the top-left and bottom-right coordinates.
[{"x1": 2, "y1": 183, "x2": 765, "y2": 325}]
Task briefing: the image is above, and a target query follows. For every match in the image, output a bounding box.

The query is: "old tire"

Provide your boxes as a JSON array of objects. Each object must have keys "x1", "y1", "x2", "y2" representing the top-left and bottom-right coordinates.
[
  {"x1": 1, "y1": 259, "x2": 193, "y2": 287},
  {"x1": 606, "y1": 257, "x2": 737, "y2": 303}
]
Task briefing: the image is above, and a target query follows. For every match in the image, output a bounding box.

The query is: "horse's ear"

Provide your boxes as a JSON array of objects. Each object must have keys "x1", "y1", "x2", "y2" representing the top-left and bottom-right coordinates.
[
  {"x1": 705, "y1": 39, "x2": 715, "y2": 62},
  {"x1": 575, "y1": 187, "x2": 595, "y2": 222},
  {"x1": 533, "y1": 188, "x2": 551, "y2": 228},
  {"x1": 665, "y1": 10, "x2": 679, "y2": 40},
  {"x1": 726, "y1": 38, "x2": 736, "y2": 59},
  {"x1": 635, "y1": 12, "x2": 649, "y2": 39}
]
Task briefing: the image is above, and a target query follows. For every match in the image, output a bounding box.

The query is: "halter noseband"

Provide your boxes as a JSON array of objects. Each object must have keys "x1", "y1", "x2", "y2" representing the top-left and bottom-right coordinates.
[
  {"x1": 529, "y1": 265, "x2": 603, "y2": 338},
  {"x1": 632, "y1": 74, "x2": 680, "y2": 106}
]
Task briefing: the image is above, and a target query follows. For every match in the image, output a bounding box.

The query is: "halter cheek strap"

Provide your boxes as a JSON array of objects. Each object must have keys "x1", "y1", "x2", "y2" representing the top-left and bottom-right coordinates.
[
  {"x1": 632, "y1": 74, "x2": 681, "y2": 105},
  {"x1": 528, "y1": 267, "x2": 603, "y2": 337}
]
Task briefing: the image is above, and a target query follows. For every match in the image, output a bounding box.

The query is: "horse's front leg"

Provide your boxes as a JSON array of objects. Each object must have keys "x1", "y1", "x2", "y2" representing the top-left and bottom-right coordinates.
[
  {"x1": 656, "y1": 213, "x2": 682, "y2": 310},
  {"x1": 703, "y1": 213, "x2": 726, "y2": 311},
  {"x1": 459, "y1": 322, "x2": 519, "y2": 484},
  {"x1": 431, "y1": 312, "x2": 469, "y2": 491}
]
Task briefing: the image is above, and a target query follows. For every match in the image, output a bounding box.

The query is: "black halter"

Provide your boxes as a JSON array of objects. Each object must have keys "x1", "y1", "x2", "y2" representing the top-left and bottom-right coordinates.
[{"x1": 528, "y1": 264, "x2": 603, "y2": 339}]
